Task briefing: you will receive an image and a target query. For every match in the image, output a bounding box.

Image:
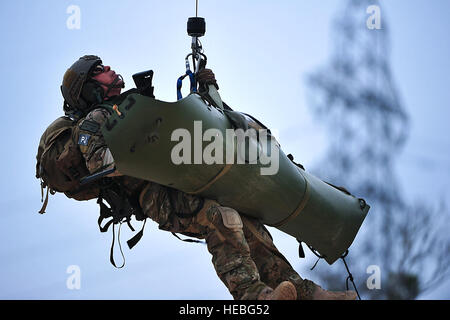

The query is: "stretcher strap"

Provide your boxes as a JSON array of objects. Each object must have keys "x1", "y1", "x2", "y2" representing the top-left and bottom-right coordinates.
[
  {"x1": 269, "y1": 179, "x2": 311, "y2": 228},
  {"x1": 187, "y1": 164, "x2": 233, "y2": 195}
]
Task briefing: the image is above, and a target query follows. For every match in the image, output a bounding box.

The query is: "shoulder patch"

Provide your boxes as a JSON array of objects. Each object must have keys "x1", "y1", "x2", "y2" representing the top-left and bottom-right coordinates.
[
  {"x1": 78, "y1": 133, "x2": 91, "y2": 146},
  {"x1": 80, "y1": 120, "x2": 100, "y2": 133}
]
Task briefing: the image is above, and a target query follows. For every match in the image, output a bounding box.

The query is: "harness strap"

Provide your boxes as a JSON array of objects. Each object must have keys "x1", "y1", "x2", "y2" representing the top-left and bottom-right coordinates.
[
  {"x1": 173, "y1": 198, "x2": 205, "y2": 219},
  {"x1": 97, "y1": 196, "x2": 114, "y2": 232},
  {"x1": 297, "y1": 240, "x2": 306, "y2": 258},
  {"x1": 109, "y1": 222, "x2": 125, "y2": 269},
  {"x1": 40, "y1": 179, "x2": 44, "y2": 201},
  {"x1": 97, "y1": 192, "x2": 148, "y2": 268},
  {"x1": 170, "y1": 199, "x2": 219, "y2": 245},
  {"x1": 171, "y1": 232, "x2": 205, "y2": 244},
  {"x1": 38, "y1": 186, "x2": 50, "y2": 214},
  {"x1": 127, "y1": 219, "x2": 147, "y2": 249}
]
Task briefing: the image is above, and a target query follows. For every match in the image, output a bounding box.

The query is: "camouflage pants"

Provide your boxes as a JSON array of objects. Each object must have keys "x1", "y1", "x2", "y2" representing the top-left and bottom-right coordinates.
[{"x1": 139, "y1": 182, "x2": 316, "y2": 300}]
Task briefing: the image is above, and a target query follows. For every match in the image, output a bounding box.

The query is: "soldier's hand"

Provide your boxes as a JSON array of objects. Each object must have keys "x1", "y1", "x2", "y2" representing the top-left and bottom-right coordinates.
[{"x1": 196, "y1": 68, "x2": 219, "y2": 90}]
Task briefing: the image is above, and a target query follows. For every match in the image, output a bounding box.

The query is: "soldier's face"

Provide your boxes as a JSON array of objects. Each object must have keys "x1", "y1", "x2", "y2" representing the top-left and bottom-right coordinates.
[{"x1": 91, "y1": 65, "x2": 124, "y2": 98}]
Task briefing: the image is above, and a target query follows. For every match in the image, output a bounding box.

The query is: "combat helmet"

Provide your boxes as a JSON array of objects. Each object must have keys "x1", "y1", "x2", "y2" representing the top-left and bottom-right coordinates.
[{"x1": 61, "y1": 55, "x2": 104, "y2": 118}]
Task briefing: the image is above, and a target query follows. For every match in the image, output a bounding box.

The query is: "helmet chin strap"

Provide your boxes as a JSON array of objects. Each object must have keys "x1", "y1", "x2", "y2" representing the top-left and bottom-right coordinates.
[
  {"x1": 92, "y1": 74, "x2": 125, "y2": 99},
  {"x1": 104, "y1": 74, "x2": 125, "y2": 97}
]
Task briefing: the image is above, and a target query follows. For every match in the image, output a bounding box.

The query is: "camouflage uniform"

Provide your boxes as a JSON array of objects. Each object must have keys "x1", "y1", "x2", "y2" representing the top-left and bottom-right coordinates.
[{"x1": 75, "y1": 104, "x2": 316, "y2": 300}]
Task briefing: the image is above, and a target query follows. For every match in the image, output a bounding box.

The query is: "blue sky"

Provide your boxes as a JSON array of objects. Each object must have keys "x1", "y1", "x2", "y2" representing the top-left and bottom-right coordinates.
[{"x1": 0, "y1": 0, "x2": 449, "y2": 299}]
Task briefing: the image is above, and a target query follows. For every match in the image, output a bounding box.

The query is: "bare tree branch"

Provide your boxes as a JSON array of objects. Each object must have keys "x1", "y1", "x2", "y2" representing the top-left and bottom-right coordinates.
[{"x1": 304, "y1": 0, "x2": 450, "y2": 300}]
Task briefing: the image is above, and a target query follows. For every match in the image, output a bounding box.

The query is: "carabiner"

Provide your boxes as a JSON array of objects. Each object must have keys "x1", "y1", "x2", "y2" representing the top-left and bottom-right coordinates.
[{"x1": 176, "y1": 55, "x2": 197, "y2": 100}]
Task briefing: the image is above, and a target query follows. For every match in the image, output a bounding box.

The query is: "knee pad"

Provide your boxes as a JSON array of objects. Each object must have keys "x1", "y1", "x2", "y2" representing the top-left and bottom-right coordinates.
[{"x1": 217, "y1": 206, "x2": 243, "y2": 230}]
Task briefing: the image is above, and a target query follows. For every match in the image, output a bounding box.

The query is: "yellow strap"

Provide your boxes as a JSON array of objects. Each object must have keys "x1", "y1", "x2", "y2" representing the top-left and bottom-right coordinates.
[
  {"x1": 269, "y1": 179, "x2": 311, "y2": 228},
  {"x1": 187, "y1": 164, "x2": 233, "y2": 195}
]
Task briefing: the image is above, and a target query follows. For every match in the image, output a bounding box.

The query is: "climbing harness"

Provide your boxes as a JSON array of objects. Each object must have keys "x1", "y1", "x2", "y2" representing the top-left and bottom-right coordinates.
[{"x1": 96, "y1": 180, "x2": 147, "y2": 268}]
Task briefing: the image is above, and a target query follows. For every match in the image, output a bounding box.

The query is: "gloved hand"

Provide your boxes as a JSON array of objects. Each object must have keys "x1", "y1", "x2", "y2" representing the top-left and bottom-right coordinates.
[{"x1": 196, "y1": 68, "x2": 219, "y2": 90}]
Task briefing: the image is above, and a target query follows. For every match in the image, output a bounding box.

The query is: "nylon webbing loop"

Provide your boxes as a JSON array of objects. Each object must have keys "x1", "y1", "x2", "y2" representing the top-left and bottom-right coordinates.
[
  {"x1": 127, "y1": 219, "x2": 147, "y2": 250},
  {"x1": 96, "y1": 194, "x2": 148, "y2": 269},
  {"x1": 110, "y1": 222, "x2": 125, "y2": 269},
  {"x1": 171, "y1": 232, "x2": 205, "y2": 244},
  {"x1": 38, "y1": 185, "x2": 50, "y2": 214}
]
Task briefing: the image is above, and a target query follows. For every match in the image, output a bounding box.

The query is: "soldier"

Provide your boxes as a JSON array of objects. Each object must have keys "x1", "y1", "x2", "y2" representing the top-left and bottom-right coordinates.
[{"x1": 56, "y1": 55, "x2": 357, "y2": 300}]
